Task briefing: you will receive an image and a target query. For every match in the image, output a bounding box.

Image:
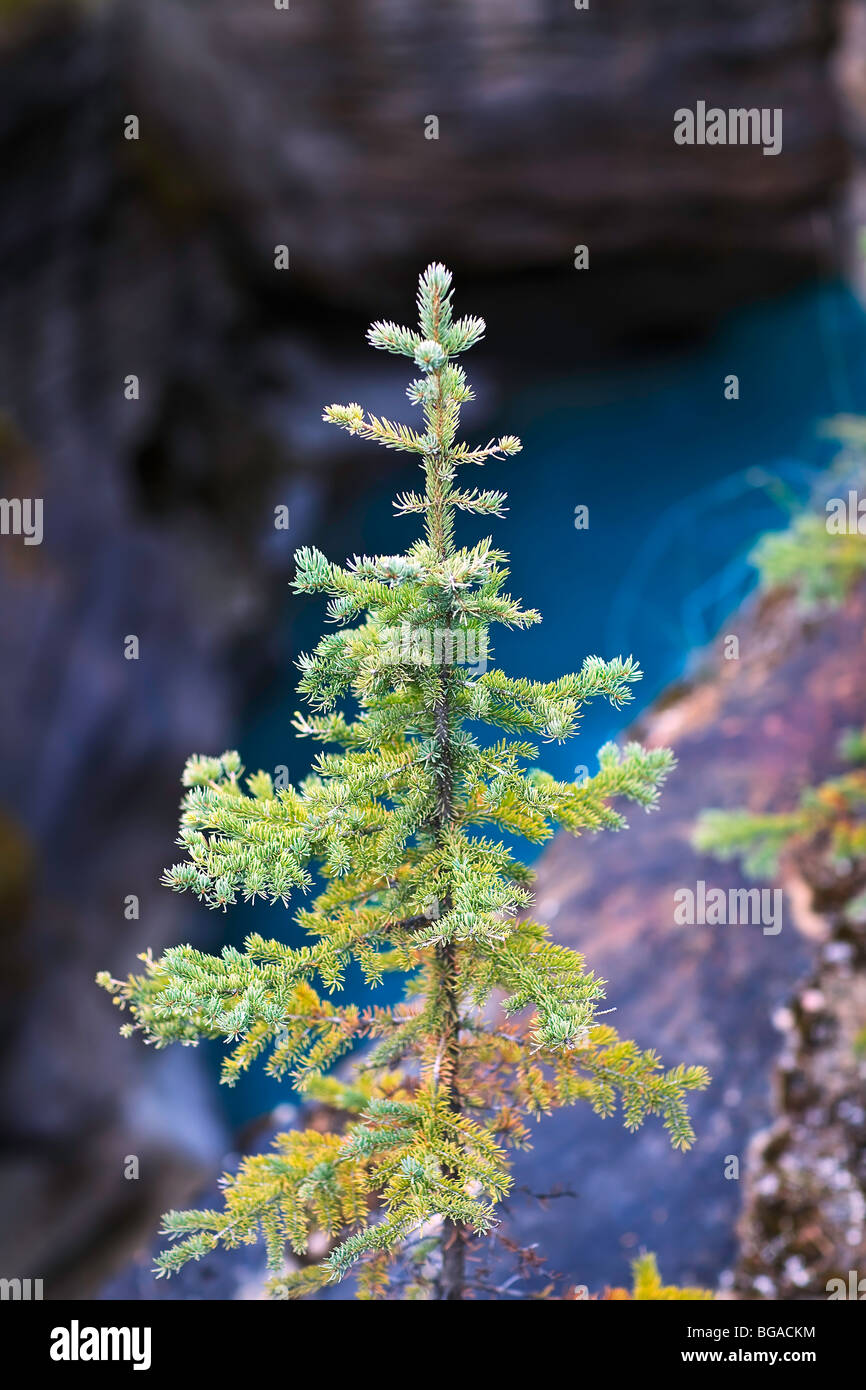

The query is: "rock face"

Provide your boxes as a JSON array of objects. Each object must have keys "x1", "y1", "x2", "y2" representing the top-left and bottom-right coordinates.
[
  {"x1": 733, "y1": 873, "x2": 866, "y2": 1300},
  {"x1": 109, "y1": 0, "x2": 847, "y2": 315},
  {"x1": 0, "y1": 1, "x2": 850, "y2": 363},
  {"x1": 501, "y1": 579, "x2": 866, "y2": 1294}
]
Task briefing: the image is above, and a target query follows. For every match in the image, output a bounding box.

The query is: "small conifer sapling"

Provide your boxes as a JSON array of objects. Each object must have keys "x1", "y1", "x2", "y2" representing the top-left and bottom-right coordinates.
[{"x1": 99, "y1": 266, "x2": 709, "y2": 1300}]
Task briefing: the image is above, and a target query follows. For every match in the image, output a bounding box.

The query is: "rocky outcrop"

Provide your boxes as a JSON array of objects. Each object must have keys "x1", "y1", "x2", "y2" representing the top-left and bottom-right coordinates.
[
  {"x1": 733, "y1": 880, "x2": 866, "y2": 1299},
  {"x1": 500, "y1": 579, "x2": 866, "y2": 1294},
  {"x1": 111, "y1": 0, "x2": 847, "y2": 315}
]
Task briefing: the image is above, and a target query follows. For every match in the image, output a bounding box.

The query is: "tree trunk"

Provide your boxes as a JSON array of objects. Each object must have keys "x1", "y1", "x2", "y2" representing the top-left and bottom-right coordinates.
[
  {"x1": 436, "y1": 936, "x2": 467, "y2": 1299},
  {"x1": 440, "y1": 1217, "x2": 466, "y2": 1300},
  {"x1": 429, "y1": 381, "x2": 467, "y2": 1300}
]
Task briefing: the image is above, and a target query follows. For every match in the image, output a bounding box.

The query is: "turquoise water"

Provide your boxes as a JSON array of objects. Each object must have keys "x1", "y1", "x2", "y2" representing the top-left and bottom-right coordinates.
[{"x1": 210, "y1": 281, "x2": 866, "y2": 1125}]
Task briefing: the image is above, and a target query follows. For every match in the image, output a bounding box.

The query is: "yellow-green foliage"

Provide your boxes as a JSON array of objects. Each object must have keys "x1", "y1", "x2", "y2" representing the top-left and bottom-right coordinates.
[
  {"x1": 605, "y1": 1252, "x2": 714, "y2": 1301},
  {"x1": 700, "y1": 432, "x2": 866, "y2": 893},
  {"x1": 99, "y1": 266, "x2": 709, "y2": 1299},
  {"x1": 751, "y1": 515, "x2": 866, "y2": 606},
  {"x1": 750, "y1": 416, "x2": 866, "y2": 605},
  {"x1": 696, "y1": 725, "x2": 866, "y2": 898}
]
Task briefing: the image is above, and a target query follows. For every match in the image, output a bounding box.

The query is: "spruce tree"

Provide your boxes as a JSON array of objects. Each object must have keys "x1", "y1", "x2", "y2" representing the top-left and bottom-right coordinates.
[{"x1": 99, "y1": 265, "x2": 709, "y2": 1300}]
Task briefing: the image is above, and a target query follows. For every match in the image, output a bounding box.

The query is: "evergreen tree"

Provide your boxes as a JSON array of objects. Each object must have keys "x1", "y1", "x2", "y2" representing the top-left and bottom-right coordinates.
[{"x1": 98, "y1": 265, "x2": 709, "y2": 1300}]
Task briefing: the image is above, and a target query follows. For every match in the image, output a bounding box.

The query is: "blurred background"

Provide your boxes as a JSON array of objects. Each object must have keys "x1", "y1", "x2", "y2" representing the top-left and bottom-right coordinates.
[{"x1": 2, "y1": 0, "x2": 866, "y2": 1299}]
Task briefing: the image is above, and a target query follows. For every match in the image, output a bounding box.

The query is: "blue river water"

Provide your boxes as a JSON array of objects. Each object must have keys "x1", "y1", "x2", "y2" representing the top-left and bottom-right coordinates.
[{"x1": 206, "y1": 280, "x2": 866, "y2": 1125}]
